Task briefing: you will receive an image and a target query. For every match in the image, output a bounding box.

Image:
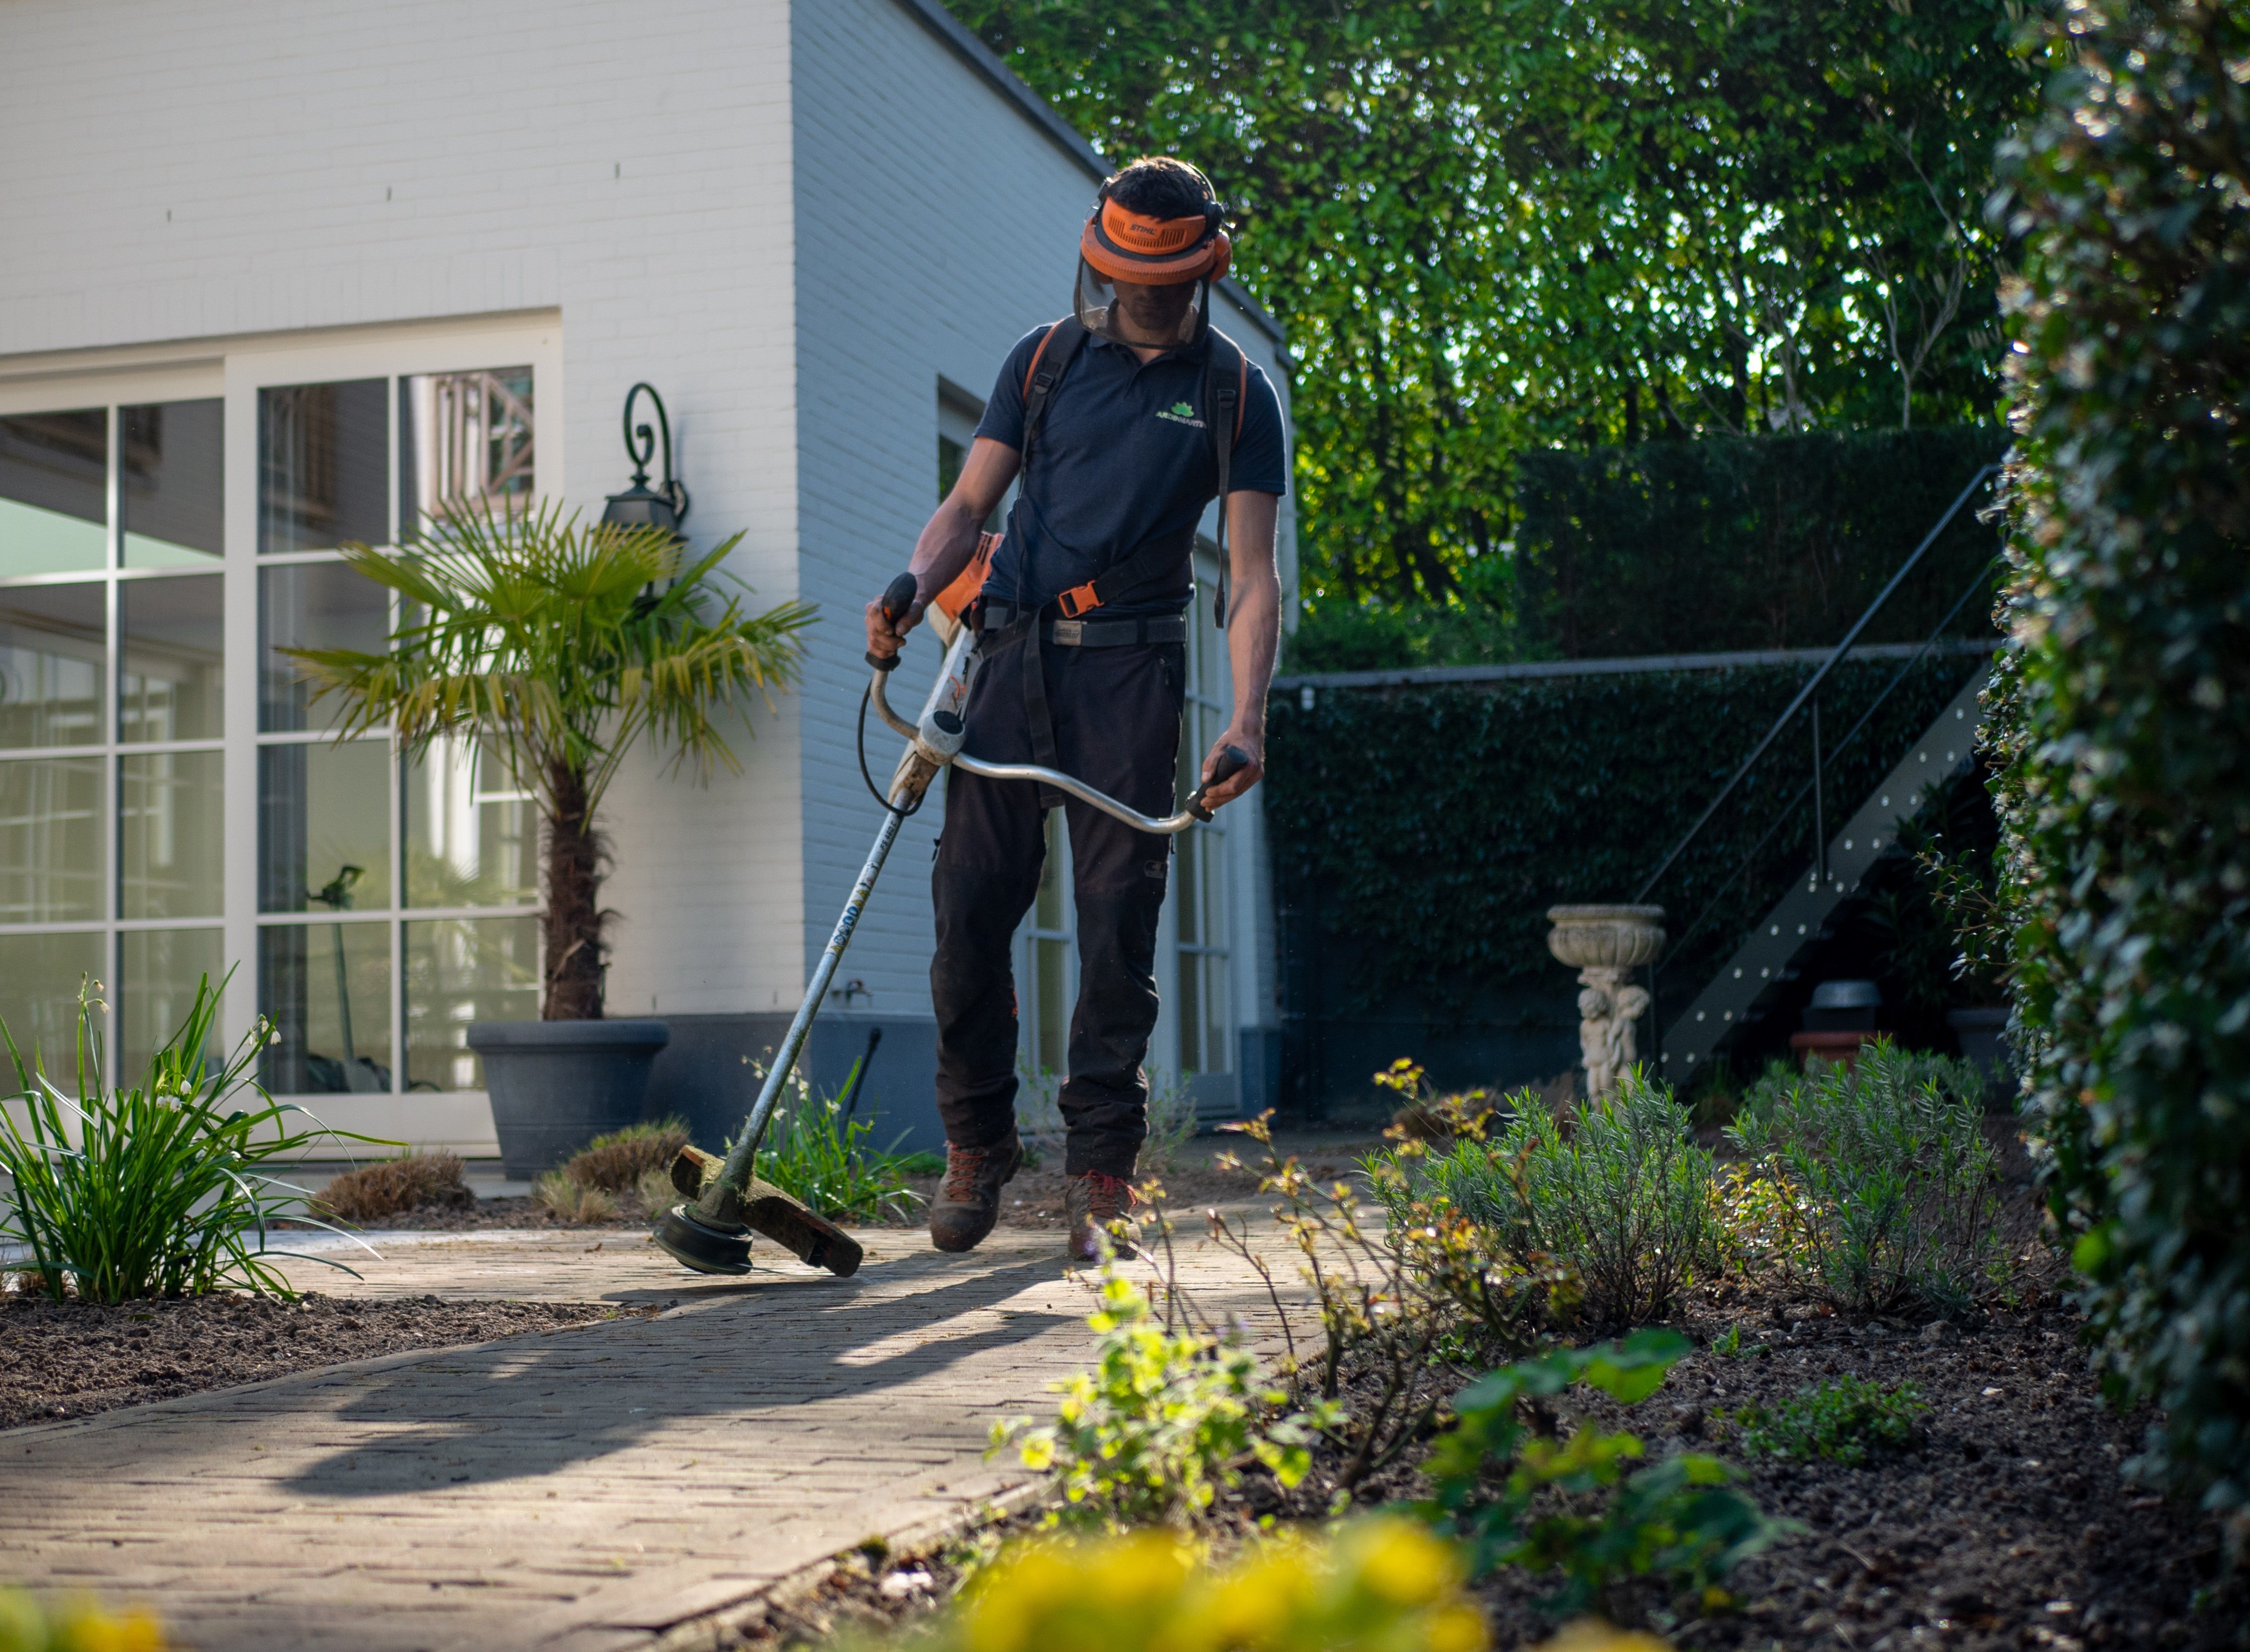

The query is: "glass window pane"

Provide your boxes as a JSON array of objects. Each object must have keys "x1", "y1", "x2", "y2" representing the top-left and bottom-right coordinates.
[
  {"x1": 121, "y1": 750, "x2": 224, "y2": 919},
  {"x1": 121, "y1": 400, "x2": 223, "y2": 567},
  {"x1": 406, "y1": 737, "x2": 535, "y2": 908},
  {"x1": 118, "y1": 927, "x2": 224, "y2": 1086},
  {"x1": 404, "y1": 915, "x2": 538, "y2": 1092},
  {"x1": 259, "y1": 560, "x2": 388, "y2": 733},
  {"x1": 0, "y1": 583, "x2": 105, "y2": 750},
  {"x1": 258, "y1": 739, "x2": 391, "y2": 914},
  {"x1": 258, "y1": 380, "x2": 387, "y2": 555},
  {"x1": 0, "y1": 932, "x2": 106, "y2": 1075},
  {"x1": 0, "y1": 410, "x2": 107, "y2": 577},
  {"x1": 259, "y1": 920, "x2": 391, "y2": 1094},
  {"x1": 0, "y1": 756, "x2": 103, "y2": 921},
  {"x1": 121, "y1": 574, "x2": 222, "y2": 742},
  {"x1": 398, "y1": 367, "x2": 534, "y2": 536}
]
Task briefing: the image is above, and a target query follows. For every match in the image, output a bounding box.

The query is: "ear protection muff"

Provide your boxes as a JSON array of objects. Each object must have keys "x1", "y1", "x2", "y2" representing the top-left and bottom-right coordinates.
[{"x1": 1079, "y1": 167, "x2": 1233, "y2": 286}]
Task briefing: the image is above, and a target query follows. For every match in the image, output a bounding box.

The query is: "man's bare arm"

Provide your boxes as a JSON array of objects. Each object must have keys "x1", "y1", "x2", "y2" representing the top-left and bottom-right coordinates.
[
  {"x1": 863, "y1": 436, "x2": 1021, "y2": 658},
  {"x1": 1200, "y1": 489, "x2": 1282, "y2": 809}
]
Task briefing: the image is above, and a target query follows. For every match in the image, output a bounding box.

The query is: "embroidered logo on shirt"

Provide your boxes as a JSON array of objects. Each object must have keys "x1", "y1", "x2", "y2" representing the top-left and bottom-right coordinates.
[{"x1": 1156, "y1": 401, "x2": 1205, "y2": 428}]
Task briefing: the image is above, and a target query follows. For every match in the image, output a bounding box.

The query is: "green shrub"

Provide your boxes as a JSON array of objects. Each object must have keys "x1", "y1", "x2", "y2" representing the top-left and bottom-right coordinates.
[
  {"x1": 1724, "y1": 1041, "x2": 1999, "y2": 1314},
  {"x1": 312, "y1": 1152, "x2": 471, "y2": 1222},
  {"x1": 1986, "y1": 0, "x2": 2250, "y2": 1534},
  {"x1": 1416, "y1": 1329, "x2": 1790, "y2": 1619},
  {"x1": 1731, "y1": 1376, "x2": 1928, "y2": 1468},
  {"x1": 562, "y1": 1118, "x2": 688, "y2": 1192},
  {"x1": 896, "y1": 1519, "x2": 1490, "y2": 1652},
  {"x1": 1389, "y1": 1073, "x2": 1716, "y2": 1327},
  {"x1": 992, "y1": 1268, "x2": 1330, "y2": 1531},
  {"x1": 0, "y1": 978, "x2": 391, "y2": 1303}
]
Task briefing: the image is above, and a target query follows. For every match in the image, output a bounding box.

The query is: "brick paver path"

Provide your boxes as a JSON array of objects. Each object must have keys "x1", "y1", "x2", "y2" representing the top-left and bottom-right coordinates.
[{"x1": 0, "y1": 1221, "x2": 1298, "y2": 1652}]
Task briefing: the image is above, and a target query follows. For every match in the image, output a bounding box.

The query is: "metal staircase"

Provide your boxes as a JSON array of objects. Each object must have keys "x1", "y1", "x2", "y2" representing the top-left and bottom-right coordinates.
[
  {"x1": 1656, "y1": 660, "x2": 1990, "y2": 1080},
  {"x1": 1623, "y1": 463, "x2": 2004, "y2": 1083}
]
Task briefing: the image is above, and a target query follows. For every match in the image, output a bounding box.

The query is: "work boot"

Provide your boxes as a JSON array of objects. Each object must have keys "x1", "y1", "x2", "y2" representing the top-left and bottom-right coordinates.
[
  {"x1": 1065, "y1": 1171, "x2": 1139, "y2": 1264},
  {"x1": 928, "y1": 1136, "x2": 1022, "y2": 1253}
]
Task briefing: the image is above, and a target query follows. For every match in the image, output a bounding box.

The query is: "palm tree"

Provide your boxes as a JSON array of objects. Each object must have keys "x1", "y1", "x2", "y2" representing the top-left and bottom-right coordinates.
[{"x1": 286, "y1": 501, "x2": 814, "y2": 1020}]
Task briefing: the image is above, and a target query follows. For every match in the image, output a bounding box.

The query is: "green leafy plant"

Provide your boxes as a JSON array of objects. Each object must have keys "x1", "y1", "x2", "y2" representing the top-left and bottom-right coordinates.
[
  {"x1": 992, "y1": 1267, "x2": 1331, "y2": 1531},
  {"x1": 1984, "y1": 0, "x2": 2250, "y2": 1532},
  {"x1": 285, "y1": 501, "x2": 813, "y2": 1020},
  {"x1": 0, "y1": 977, "x2": 392, "y2": 1303},
  {"x1": 1731, "y1": 1376, "x2": 1927, "y2": 1468},
  {"x1": 895, "y1": 1518, "x2": 1489, "y2": 1652},
  {"x1": 1725, "y1": 1040, "x2": 1999, "y2": 1314},
  {"x1": 746, "y1": 1061, "x2": 929, "y2": 1223},
  {"x1": 1417, "y1": 1329, "x2": 1791, "y2": 1619},
  {"x1": 1209, "y1": 1113, "x2": 1566, "y2": 1496},
  {"x1": 1709, "y1": 1325, "x2": 1769, "y2": 1361},
  {"x1": 561, "y1": 1118, "x2": 688, "y2": 1192},
  {"x1": 1389, "y1": 1073, "x2": 1716, "y2": 1327}
]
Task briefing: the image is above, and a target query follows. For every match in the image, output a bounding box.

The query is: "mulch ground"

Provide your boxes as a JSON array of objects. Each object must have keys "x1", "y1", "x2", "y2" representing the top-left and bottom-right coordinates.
[{"x1": 0, "y1": 1290, "x2": 617, "y2": 1430}]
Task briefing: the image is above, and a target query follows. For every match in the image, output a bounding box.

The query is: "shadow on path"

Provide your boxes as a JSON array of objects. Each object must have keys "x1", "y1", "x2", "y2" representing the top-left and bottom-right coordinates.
[{"x1": 279, "y1": 1254, "x2": 1078, "y2": 1495}]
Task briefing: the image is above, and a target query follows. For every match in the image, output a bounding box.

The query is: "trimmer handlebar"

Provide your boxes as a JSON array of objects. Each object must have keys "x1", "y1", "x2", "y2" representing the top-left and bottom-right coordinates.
[
  {"x1": 865, "y1": 572, "x2": 920, "y2": 672},
  {"x1": 865, "y1": 574, "x2": 1249, "y2": 836}
]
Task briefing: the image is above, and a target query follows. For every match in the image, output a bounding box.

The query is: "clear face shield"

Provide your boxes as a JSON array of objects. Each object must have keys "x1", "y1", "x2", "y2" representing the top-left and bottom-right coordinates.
[{"x1": 1073, "y1": 261, "x2": 1213, "y2": 351}]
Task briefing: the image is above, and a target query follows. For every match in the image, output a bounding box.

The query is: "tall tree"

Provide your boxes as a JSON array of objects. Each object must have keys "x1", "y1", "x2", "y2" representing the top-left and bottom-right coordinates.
[{"x1": 953, "y1": 0, "x2": 2037, "y2": 604}]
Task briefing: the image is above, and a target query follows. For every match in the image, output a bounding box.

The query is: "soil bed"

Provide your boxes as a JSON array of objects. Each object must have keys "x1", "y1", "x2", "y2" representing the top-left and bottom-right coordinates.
[{"x1": 0, "y1": 1289, "x2": 617, "y2": 1430}]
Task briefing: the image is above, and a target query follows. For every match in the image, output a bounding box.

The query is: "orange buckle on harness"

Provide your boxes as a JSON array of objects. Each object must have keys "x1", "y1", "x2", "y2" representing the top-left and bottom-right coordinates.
[{"x1": 1057, "y1": 583, "x2": 1102, "y2": 619}]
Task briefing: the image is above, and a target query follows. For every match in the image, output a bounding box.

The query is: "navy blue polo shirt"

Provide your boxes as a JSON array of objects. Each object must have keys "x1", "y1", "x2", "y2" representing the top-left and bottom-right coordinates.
[{"x1": 974, "y1": 325, "x2": 1288, "y2": 619}]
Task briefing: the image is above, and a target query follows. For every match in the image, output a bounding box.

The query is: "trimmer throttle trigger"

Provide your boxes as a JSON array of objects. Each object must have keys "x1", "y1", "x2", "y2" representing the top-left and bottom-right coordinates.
[
  {"x1": 867, "y1": 571, "x2": 921, "y2": 671},
  {"x1": 1186, "y1": 743, "x2": 1252, "y2": 821}
]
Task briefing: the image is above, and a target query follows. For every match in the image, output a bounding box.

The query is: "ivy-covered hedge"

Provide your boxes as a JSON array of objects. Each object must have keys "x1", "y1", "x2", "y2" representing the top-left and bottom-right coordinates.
[
  {"x1": 1989, "y1": 0, "x2": 2250, "y2": 1528},
  {"x1": 1514, "y1": 428, "x2": 2006, "y2": 658},
  {"x1": 1266, "y1": 653, "x2": 1980, "y2": 1017},
  {"x1": 1289, "y1": 428, "x2": 2004, "y2": 674}
]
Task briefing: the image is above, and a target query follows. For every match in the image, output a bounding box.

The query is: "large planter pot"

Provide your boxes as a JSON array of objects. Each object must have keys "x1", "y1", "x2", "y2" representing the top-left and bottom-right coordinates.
[
  {"x1": 467, "y1": 1019, "x2": 671, "y2": 1179},
  {"x1": 1946, "y1": 1005, "x2": 2015, "y2": 1111}
]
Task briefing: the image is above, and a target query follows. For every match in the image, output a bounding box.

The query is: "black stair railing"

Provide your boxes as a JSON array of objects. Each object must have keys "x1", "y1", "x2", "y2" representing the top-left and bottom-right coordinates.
[
  {"x1": 1631, "y1": 466, "x2": 2003, "y2": 1001},
  {"x1": 1632, "y1": 463, "x2": 2001, "y2": 909}
]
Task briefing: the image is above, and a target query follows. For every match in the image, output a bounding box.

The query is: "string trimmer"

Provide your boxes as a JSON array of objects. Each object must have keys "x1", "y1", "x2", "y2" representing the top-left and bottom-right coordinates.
[{"x1": 653, "y1": 566, "x2": 1248, "y2": 1278}]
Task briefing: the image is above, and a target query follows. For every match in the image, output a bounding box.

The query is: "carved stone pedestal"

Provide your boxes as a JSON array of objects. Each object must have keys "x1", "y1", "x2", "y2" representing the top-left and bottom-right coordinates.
[{"x1": 1546, "y1": 905, "x2": 1667, "y2": 1099}]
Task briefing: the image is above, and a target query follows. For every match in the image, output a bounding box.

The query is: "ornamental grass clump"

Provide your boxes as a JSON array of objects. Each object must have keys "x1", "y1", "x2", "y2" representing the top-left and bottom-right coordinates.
[
  {"x1": 992, "y1": 1267, "x2": 1329, "y2": 1531},
  {"x1": 1724, "y1": 1040, "x2": 1998, "y2": 1315},
  {"x1": 0, "y1": 977, "x2": 390, "y2": 1303},
  {"x1": 748, "y1": 1062, "x2": 931, "y2": 1223},
  {"x1": 560, "y1": 1119, "x2": 688, "y2": 1192},
  {"x1": 312, "y1": 1152, "x2": 472, "y2": 1222},
  {"x1": 908, "y1": 1520, "x2": 1489, "y2": 1652}
]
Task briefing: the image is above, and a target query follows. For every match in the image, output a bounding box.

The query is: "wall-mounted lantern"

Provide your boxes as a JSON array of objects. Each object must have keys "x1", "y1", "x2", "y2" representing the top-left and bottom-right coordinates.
[{"x1": 600, "y1": 382, "x2": 691, "y2": 537}]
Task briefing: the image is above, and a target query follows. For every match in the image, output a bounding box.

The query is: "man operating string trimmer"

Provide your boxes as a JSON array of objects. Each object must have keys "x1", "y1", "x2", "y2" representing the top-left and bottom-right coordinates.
[{"x1": 866, "y1": 156, "x2": 1287, "y2": 1264}]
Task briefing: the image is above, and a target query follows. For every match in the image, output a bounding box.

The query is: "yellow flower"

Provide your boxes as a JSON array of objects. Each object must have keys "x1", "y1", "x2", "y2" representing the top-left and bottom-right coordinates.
[
  {"x1": 1533, "y1": 1620, "x2": 1673, "y2": 1652},
  {"x1": 1346, "y1": 1518, "x2": 1461, "y2": 1607}
]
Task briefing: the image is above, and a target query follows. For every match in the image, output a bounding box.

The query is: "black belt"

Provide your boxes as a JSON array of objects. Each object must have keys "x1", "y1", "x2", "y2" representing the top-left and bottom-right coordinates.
[{"x1": 979, "y1": 606, "x2": 1187, "y2": 648}]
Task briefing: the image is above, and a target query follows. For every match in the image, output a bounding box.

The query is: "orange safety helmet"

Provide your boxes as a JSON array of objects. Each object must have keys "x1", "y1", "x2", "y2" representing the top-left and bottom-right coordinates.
[{"x1": 1073, "y1": 162, "x2": 1232, "y2": 349}]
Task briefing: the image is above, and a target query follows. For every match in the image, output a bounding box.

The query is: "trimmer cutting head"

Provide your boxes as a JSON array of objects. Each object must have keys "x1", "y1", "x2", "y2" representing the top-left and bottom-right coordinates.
[{"x1": 654, "y1": 1204, "x2": 754, "y2": 1275}]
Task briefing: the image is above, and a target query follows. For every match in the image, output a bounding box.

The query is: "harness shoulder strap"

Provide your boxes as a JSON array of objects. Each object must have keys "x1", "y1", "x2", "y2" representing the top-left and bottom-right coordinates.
[{"x1": 1018, "y1": 316, "x2": 1088, "y2": 473}]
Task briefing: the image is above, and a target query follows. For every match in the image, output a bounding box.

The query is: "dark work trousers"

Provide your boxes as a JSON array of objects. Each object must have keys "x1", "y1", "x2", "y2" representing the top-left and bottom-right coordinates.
[{"x1": 931, "y1": 628, "x2": 1186, "y2": 1177}]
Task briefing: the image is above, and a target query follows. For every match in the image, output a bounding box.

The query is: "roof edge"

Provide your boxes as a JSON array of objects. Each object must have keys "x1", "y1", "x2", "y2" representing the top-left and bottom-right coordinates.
[{"x1": 887, "y1": 0, "x2": 1286, "y2": 350}]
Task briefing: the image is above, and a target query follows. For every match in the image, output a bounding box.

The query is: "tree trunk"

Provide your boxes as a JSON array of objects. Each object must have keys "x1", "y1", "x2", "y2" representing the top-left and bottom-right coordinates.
[{"x1": 542, "y1": 762, "x2": 608, "y2": 1020}]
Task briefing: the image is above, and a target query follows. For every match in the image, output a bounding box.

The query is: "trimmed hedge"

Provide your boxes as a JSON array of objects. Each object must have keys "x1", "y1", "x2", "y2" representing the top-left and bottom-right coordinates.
[
  {"x1": 1989, "y1": 0, "x2": 2250, "y2": 1528},
  {"x1": 1266, "y1": 653, "x2": 1979, "y2": 1017},
  {"x1": 1289, "y1": 428, "x2": 2004, "y2": 674}
]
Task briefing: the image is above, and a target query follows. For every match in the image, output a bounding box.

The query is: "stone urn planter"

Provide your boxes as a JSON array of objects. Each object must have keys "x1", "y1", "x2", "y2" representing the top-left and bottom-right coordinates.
[
  {"x1": 1547, "y1": 905, "x2": 1666, "y2": 1098},
  {"x1": 467, "y1": 1019, "x2": 671, "y2": 1180}
]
